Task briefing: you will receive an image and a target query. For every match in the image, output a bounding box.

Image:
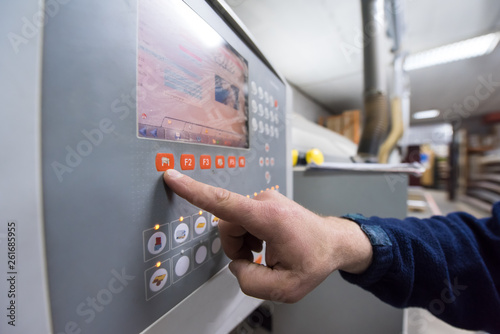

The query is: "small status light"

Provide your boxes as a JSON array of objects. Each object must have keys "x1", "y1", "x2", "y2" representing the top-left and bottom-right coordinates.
[
  {"x1": 199, "y1": 210, "x2": 203, "y2": 215},
  {"x1": 254, "y1": 192, "x2": 258, "y2": 197},
  {"x1": 271, "y1": 187, "x2": 275, "y2": 190},
  {"x1": 276, "y1": 185, "x2": 279, "y2": 189},
  {"x1": 156, "y1": 261, "x2": 161, "y2": 268},
  {"x1": 154, "y1": 224, "x2": 160, "y2": 230},
  {"x1": 266, "y1": 188, "x2": 269, "y2": 191},
  {"x1": 179, "y1": 216, "x2": 184, "y2": 222},
  {"x1": 168, "y1": 120, "x2": 172, "y2": 124},
  {"x1": 246, "y1": 195, "x2": 250, "y2": 198},
  {"x1": 260, "y1": 190, "x2": 264, "y2": 193}
]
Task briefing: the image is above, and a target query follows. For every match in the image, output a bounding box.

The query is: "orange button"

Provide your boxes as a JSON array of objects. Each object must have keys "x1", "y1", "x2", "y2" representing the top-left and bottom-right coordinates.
[
  {"x1": 215, "y1": 156, "x2": 225, "y2": 169},
  {"x1": 228, "y1": 156, "x2": 236, "y2": 168},
  {"x1": 180, "y1": 154, "x2": 195, "y2": 170},
  {"x1": 200, "y1": 155, "x2": 212, "y2": 169},
  {"x1": 238, "y1": 157, "x2": 246, "y2": 168},
  {"x1": 155, "y1": 153, "x2": 175, "y2": 171}
]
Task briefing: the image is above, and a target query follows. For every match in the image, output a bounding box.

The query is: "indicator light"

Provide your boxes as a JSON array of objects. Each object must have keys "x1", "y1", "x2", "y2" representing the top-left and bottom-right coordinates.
[
  {"x1": 179, "y1": 216, "x2": 184, "y2": 222},
  {"x1": 266, "y1": 188, "x2": 269, "y2": 191},
  {"x1": 246, "y1": 195, "x2": 250, "y2": 198},
  {"x1": 276, "y1": 185, "x2": 279, "y2": 189},
  {"x1": 271, "y1": 187, "x2": 275, "y2": 190},
  {"x1": 254, "y1": 192, "x2": 258, "y2": 197},
  {"x1": 156, "y1": 261, "x2": 161, "y2": 268},
  {"x1": 260, "y1": 190, "x2": 264, "y2": 193},
  {"x1": 154, "y1": 224, "x2": 160, "y2": 230},
  {"x1": 199, "y1": 210, "x2": 203, "y2": 215}
]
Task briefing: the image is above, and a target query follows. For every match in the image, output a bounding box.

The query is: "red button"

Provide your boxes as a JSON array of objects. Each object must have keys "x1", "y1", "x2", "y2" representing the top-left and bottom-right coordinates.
[
  {"x1": 228, "y1": 156, "x2": 236, "y2": 168},
  {"x1": 215, "y1": 156, "x2": 225, "y2": 169},
  {"x1": 238, "y1": 157, "x2": 246, "y2": 168},
  {"x1": 200, "y1": 155, "x2": 212, "y2": 169},
  {"x1": 180, "y1": 154, "x2": 195, "y2": 170},
  {"x1": 155, "y1": 153, "x2": 175, "y2": 171}
]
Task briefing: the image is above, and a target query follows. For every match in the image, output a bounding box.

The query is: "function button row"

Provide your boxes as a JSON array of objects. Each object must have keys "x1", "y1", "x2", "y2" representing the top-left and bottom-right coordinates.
[{"x1": 155, "y1": 154, "x2": 246, "y2": 171}]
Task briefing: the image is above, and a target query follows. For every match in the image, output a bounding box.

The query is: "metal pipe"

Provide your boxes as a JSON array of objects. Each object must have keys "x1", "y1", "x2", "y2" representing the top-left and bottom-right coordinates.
[
  {"x1": 357, "y1": 0, "x2": 389, "y2": 161},
  {"x1": 361, "y1": 0, "x2": 386, "y2": 96}
]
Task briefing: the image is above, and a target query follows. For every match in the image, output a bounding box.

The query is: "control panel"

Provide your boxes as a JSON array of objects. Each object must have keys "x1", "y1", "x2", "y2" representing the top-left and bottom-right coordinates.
[{"x1": 37, "y1": 0, "x2": 287, "y2": 333}]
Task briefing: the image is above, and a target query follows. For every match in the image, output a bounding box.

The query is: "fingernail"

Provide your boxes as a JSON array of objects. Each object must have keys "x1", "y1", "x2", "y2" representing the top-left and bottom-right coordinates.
[{"x1": 166, "y1": 169, "x2": 183, "y2": 179}]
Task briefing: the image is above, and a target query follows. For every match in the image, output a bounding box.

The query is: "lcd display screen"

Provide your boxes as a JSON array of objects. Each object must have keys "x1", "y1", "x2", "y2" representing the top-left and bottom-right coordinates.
[{"x1": 137, "y1": 0, "x2": 249, "y2": 148}]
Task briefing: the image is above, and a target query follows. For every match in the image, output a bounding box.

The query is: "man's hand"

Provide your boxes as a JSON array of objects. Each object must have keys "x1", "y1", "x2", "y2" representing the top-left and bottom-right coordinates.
[{"x1": 163, "y1": 169, "x2": 373, "y2": 303}]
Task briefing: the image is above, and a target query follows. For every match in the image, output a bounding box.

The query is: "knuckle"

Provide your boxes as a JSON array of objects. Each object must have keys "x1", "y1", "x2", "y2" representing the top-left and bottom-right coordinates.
[{"x1": 215, "y1": 187, "x2": 232, "y2": 205}]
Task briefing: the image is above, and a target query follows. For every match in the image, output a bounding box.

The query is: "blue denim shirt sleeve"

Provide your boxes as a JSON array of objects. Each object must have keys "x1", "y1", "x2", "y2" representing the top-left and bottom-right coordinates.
[
  {"x1": 336, "y1": 203, "x2": 500, "y2": 333},
  {"x1": 339, "y1": 214, "x2": 394, "y2": 287}
]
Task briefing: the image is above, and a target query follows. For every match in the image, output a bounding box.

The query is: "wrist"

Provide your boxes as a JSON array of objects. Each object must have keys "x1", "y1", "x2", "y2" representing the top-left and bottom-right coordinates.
[{"x1": 326, "y1": 217, "x2": 373, "y2": 274}]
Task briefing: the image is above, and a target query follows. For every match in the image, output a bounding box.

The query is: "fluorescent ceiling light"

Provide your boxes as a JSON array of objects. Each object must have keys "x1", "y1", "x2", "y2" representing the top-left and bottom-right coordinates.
[
  {"x1": 413, "y1": 109, "x2": 440, "y2": 120},
  {"x1": 404, "y1": 32, "x2": 500, "y2": 71}
]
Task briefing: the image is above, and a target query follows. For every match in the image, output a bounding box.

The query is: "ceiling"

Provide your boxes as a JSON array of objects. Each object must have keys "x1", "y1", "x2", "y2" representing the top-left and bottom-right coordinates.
[{"x1": 226, "y1": 0, "x2": 500, "y2": 124}]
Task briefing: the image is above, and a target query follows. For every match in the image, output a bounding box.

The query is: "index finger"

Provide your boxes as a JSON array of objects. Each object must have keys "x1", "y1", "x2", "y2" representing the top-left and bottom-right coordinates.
[{"x1": 163, "y1": 169, "x2": 259, "y2": 229}]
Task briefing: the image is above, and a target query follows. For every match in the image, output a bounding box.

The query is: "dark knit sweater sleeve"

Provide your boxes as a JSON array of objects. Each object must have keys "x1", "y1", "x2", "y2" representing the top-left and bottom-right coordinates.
[{"x1": 339, "y1": 202, "x2": 500, "y2": 333}]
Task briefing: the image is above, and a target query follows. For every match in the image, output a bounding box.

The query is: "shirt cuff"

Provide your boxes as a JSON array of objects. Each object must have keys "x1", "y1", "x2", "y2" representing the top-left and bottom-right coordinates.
[{"x1": 339, "y1": 213, "x2": 394, "y2": 288}]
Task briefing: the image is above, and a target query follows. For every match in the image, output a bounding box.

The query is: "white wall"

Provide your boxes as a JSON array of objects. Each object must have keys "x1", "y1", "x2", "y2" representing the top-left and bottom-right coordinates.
[{"x1": 291, "y1": 85, "x2": 331, "y2": 123}]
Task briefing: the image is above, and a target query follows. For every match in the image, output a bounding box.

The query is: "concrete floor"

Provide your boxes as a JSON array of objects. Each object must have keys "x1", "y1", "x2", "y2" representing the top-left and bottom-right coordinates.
[{"x1": 405, "y1": 187, "x2": 491, "y2": 334}]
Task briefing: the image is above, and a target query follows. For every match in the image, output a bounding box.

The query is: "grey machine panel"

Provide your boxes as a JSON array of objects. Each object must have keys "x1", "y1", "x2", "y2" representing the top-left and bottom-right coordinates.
[{"x1": 41, "y1": 1, "x2": 287, "y2": 333}]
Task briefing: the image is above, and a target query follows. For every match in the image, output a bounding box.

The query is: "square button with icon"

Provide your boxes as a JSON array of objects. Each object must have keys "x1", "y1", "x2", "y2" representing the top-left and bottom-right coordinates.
[{"x1": 215, "y1": 156, "x2": 225, "y2": 169}]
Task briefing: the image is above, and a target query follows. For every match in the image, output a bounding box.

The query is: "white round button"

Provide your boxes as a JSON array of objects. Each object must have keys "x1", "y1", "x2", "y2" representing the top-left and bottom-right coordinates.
[
  {"x1": 265, "y1": 171, "x2": 271, "y2": 184},
  {"x1": 258, "y1": 104, "x2": 264, "y2": 117},
  {"x1": 270, "y1": 126, "x2": 275, "y2": 138},
  {"x1": 270, "y1": 95, "x2": 274, "y2": 106},
  {"x1": 147, "y1": 231, "x2": 167, "y2": 255},
  {"x1": 195, "y1": 246, "x2": 208, "y2": 264},
  {"x1": 211, "y1": 237, "x2": 222, "y2": 254},
  {"x1": 210, "y1": 214, "x2": 220, "y2": 228},
  {"x1": 265, "y1": 157, "x2": 269, "y2": 166},
  {"x1": 270, "y1": 111, "x2": 274, "y2": 122},
  {"x1": 259, "y1": 157, "x2": 264, "y2": 167},
  {"x1": 251, "y1": 81, "x2": 257, "y2": 95},
  {"x1": 194, "y1": 216, "x2": 207, "y2": 235},
  {"x1": 174, "y1": 223, "x2": 189, "y2": 244},
  {"x1": 275, "y1": 114, "x2": 279, "y2": 124},
  {"x1": 149, "y1": 268, "x2": 168, "y2": 292},
  {"x1": 258, "y1": 87, "x2": 263, "y2": 99},
  {"x1": 264, "y1": 91, "x2": 269, "y2": 104},
  {"x1": 252, "y1": 118, "x2": 258, "y2": 132},
  {"x1": 259, "y1": 121, "x2": 264, "y2": 134},
  {"x1": 175, "y1": 255, "x2": 190, "y2": 277},
  {"x1": 251, "y1": 99, "x2": 257, "y2": 113},
  {"x1": 265, "y1": 108, "x2": 269, "y2": 119},
  {"x1": 271, "y1": 157, "x2": 275, "y2": 166},
  {"x1": 275, "y1": 128, "x2": 279, "y2": 138},
  {"x1": 265, "y1": 123, "x2": 269, "y2": 135}
]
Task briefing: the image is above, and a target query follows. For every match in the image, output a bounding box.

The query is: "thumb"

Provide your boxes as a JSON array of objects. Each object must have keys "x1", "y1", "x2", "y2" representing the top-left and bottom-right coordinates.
[{"x1": 228, "y1": 259, "x2": 290, "y2": 302}]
